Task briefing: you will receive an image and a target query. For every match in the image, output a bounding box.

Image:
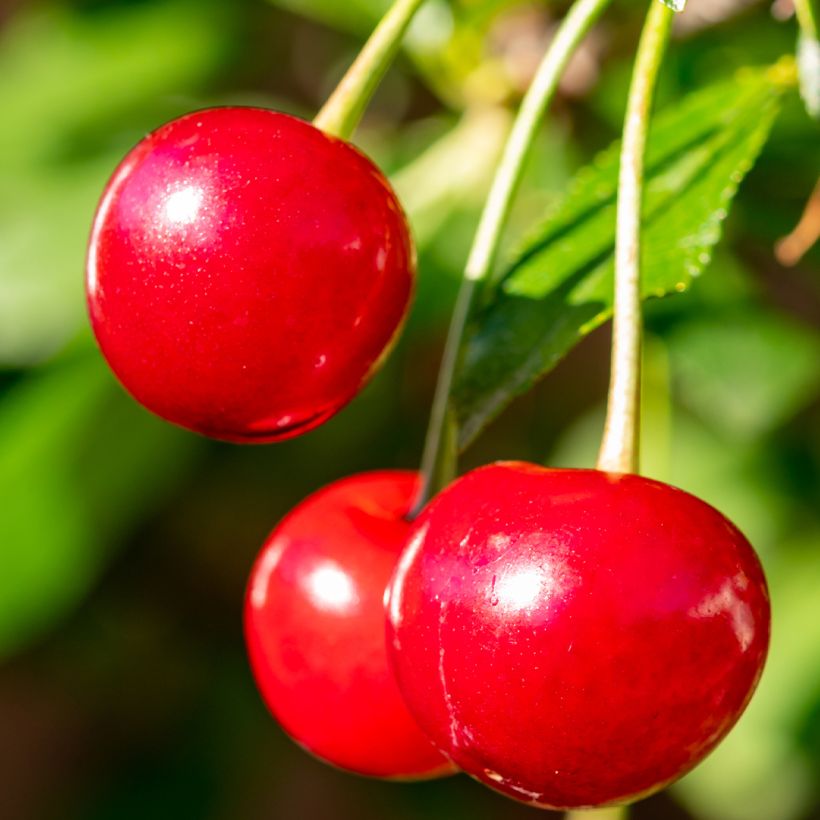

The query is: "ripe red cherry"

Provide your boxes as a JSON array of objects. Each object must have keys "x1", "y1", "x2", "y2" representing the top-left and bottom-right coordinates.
[
  {"x1": 244, "y1": 470, "x2": 455, "y2": 779},
  {"x1": 87, "y1": 108, "x2": 414, "y2": 442},
  {"x1": 386, "y1": 462, "x2": 770, "y2": 809}
]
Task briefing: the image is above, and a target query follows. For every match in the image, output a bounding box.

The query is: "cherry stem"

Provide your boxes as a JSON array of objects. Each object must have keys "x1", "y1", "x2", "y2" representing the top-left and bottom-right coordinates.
[
  {"x1": 565, "y1": 807, "x2": 628, "y2": 820},
  {"x1": 313, "y1": 0, "x2": 426, "y2": 140},
  {"x1": 595, "y1": 0, "x2": 674, "y2": 476},
  {"x1": 794, "y1": 0, "x2": 820, "y2": 39},
  {"x1": 411, "y1": 0, "x2": 613, "y2": 518}
]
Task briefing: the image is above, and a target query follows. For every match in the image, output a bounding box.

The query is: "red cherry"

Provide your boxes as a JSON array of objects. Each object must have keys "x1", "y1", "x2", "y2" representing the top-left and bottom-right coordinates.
[
  {"x1": 386, "y1": 462, "x2": 770, "y2": 809},
  {"x1": 87, "y1": 108, "x2": 414, "y2": 442},
  {"x1": 244, "y1": 470, "x2": 455, "y2": 779}
]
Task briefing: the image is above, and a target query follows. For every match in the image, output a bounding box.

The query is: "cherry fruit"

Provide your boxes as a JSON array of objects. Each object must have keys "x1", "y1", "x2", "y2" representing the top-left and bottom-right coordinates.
[
  {"x1": 87, "y1": 108, "x2": 414, "y2": 442},
  {"x1": 387, "y1": 462, "x2": 770, "y2": 809},
  {"x1": 244, "y1": 470, "x2": 454, "y2": 779}
]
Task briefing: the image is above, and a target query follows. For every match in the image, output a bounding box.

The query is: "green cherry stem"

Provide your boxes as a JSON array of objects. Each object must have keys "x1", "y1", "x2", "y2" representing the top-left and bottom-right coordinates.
[
  {"x1": 314, "y1": 0, "x2": 427, "y2": 140},
  {"x1": 596, "y1": 0, "x2": 674, "y2": 475},
  {"x1": 793, "y1": 0, "x2": 820, "y2": 120},
  {"x1": 411, "y1": 0, "x2": 612, "y2": 517},
  {"x1": 565, "y1": 807, "x2": 628, "y2": 820},
  {"x1": 795, "y1": 0, "x2": 820, "y2": 39}
]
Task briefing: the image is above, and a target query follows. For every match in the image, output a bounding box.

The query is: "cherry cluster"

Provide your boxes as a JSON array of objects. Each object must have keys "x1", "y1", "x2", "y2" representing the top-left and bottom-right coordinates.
[{"x1": 87, "y1": 108, "x2": 769, "y2": 811}]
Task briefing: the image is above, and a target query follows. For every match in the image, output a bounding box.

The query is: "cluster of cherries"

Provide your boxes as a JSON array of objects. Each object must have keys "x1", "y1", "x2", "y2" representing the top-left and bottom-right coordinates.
[{"x1": 87, "y1": 107, "x2": 770, "y2": 810}]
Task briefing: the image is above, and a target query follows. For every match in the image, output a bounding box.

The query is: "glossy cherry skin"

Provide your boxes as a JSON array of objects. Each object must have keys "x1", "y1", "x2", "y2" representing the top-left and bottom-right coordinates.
[
  {"x1": 87, "y1": 108, "x2": 414, "y2": 442},
  {"x1": 244, "y1": 471, "x2": 454, "y2": 779},
  {"x1": 386, "y1": 462, "x2": 770, "y2": 809}
]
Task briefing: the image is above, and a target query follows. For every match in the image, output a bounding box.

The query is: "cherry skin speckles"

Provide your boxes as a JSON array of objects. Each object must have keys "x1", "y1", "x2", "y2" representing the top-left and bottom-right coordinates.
[
  {"x1": 386, "y1": 462, "x2": 770, "y2": 809},
  {"x1": 244, "y1": 471, "x2": 455, "y2": 779},
  {"x1": 87, "y1": 108, "x2": 414, "y2": 442}
]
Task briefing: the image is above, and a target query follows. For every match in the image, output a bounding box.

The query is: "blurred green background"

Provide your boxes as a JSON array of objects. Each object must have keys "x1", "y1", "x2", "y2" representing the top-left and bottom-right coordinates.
[{"x1": 0, "y1": 0, "x2": 818, "y2": 818}]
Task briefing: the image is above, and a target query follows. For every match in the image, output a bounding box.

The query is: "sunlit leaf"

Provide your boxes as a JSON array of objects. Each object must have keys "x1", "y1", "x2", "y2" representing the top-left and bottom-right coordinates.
[{"x1": 453, "y1": 67, "x2": 790, "y2": 448}]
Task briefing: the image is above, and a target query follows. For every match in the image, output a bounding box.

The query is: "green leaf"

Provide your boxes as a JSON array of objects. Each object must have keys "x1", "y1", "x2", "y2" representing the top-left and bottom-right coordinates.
[
  {"x1": 659, "y1": 0, "x2": 687, "y2": 11},
  {"x1": 0, "y1": 350, "x2": 200, "y2": 658},
  {"x1": 453, "y1": 67, "x2": 788, "y2": 449}
]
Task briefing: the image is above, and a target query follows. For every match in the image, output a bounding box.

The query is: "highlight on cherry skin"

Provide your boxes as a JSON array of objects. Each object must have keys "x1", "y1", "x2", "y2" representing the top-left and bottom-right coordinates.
[
  {"x1": 386, "y1": 462, "x2": 771, "y2": 810},
  {"x1": 86, "y1": 107, "x2": 414, "y2": 443},
  {"x1": 244, "y1": 470, "x2": 455, "y2": 779}
]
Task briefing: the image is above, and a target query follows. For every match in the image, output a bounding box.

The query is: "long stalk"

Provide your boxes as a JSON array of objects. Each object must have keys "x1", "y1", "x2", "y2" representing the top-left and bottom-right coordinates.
[
  {"x1": 795, "y1": 0, "x2": 820, "y2": 39},
  {"x1": 565, "y1": 807, "x2": 628, "y2": 820},
  {"x1": 596, "y1": 0, "x2": 674, "y2": 475},
  {"x1": 411, "y1": 0, "x2": 613, "y2": 516},
  {"x1": 314, "y1": 0, "x2": 427, "y2": 140}
]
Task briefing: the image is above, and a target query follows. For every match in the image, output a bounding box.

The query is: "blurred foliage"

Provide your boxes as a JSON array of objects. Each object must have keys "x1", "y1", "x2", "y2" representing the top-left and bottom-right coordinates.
[
  {"x1": 0, "y1": 1, "x2": 818, "y2": 820},
  {"x1": 0, "y1": 346, "x2": 198, "y2": 657},
  {"x1": 668, "y1": 308, "x2": 820, "y2": 439},
  {"x1": 0, "y1": 0, "x2": 233, "y2": 365}
]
